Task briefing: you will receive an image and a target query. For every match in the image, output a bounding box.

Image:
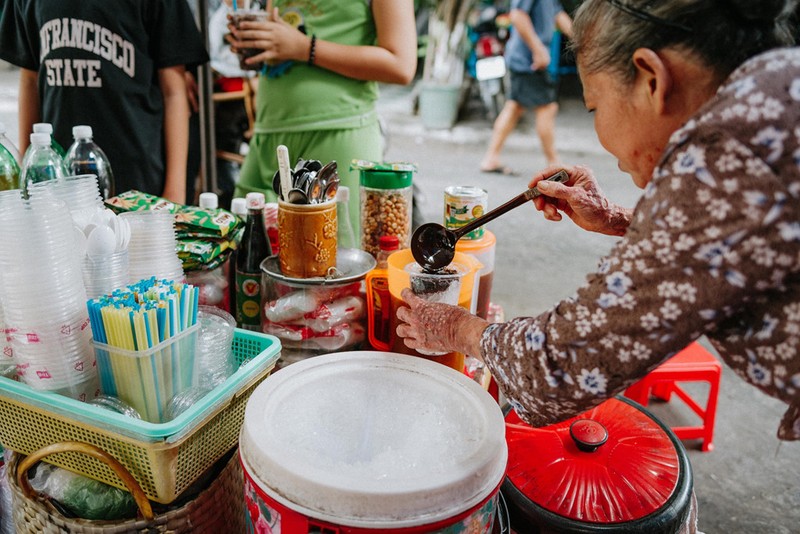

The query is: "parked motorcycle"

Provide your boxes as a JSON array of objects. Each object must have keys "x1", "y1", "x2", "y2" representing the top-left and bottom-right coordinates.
[{"x1": 467, "y1": 3, "x2": 511, "y2": 120}]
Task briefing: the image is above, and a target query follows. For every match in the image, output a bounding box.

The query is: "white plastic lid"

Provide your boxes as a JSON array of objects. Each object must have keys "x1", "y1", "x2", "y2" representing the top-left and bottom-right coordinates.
[
  {"x1": 198, "y1": 192, "x2": 219, "y2": 210},
  {"x1": 231, "y1": 197, "x2": 247, "y2": 217},
  {"x1": 72, "y1": 125, "x2": 93, "y2": 139},
  {"x1": 335, "y1": 185, "x2": 349, "y2": 203},
  {"x1": 29, "y1": 132, "x2": 51, "y2": 146},
  {"x1": 245, "y1": 192, "x2": 265, "y2": 210},
  {"x1": 240, "y1": 352, "x2": 507, "y2": 529},
  {"x1": 32, "y1": 123, "x2": 53, "y2": 134}
]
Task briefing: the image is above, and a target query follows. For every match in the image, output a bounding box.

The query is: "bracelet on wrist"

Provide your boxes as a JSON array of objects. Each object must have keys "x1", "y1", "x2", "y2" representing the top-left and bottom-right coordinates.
[{"x1": 307, "y1": 34, "x2": 317, "y2": 66}]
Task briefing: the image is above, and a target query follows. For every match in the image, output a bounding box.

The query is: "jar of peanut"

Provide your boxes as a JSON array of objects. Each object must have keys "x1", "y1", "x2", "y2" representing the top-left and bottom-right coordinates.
[{"x1": 354, "y1": 161, "x2": 415, "y2": 258}]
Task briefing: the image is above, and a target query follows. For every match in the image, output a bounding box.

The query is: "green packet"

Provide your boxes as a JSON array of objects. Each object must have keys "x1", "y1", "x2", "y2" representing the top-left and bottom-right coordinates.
[
  {"x1": 178, "y1": 225, "x2": 245, "y2": 249},
  {"x1": 177, "y1": 238, "x2": 230, "y2": 263},
  {"x1": 183, "y1": 249, "x2": 232, "y2": 272},
  {"x1": 350, "y1": 159, "x2": 417, "y2": 172},
  {"x1": 106, "y1": 190, "x2": 241, "y2": 238}
]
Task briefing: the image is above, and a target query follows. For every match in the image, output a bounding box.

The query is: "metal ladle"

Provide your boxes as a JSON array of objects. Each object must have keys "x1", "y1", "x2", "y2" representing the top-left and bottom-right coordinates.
[{"x1": 411, "y1": 169, "x2": 570, "y2": 271}]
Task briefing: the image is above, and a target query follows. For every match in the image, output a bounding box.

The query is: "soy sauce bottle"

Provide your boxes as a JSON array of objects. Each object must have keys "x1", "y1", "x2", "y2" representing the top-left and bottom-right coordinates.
[{"x1": 235, "y1": 192, "x2": 272, "y2": 330}]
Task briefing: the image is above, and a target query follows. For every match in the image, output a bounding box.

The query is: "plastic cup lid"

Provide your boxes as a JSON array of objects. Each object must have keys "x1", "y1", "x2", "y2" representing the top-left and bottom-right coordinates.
[{"x1": 240, "y1": 351, "x2": 507, "y2": 529}]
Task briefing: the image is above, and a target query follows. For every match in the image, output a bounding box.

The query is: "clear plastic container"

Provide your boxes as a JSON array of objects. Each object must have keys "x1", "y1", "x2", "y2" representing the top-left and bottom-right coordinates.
[
  {"x1": 20, "y1": 132, "x2": 67, "y2": 194},
  {"x1": 335, "y1": 186, "x2": 356, "y2": 249},
  {"x1": 356, "y1": 162, "x2": 415, "y2": 258},
  {"x1": 65, "y1": 125, "x2": 115, "y2": 199}
]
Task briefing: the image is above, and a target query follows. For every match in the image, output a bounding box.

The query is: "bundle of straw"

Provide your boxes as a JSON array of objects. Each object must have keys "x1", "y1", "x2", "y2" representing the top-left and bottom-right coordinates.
[{"x1": 86, "y1": 278, "x2": 200, "y2": 422}]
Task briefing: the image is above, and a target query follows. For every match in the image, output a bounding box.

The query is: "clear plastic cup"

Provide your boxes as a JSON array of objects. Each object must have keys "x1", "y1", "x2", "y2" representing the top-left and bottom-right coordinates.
[{"x1": 194, "y1": 306, "x2": 236, "y2": 388}]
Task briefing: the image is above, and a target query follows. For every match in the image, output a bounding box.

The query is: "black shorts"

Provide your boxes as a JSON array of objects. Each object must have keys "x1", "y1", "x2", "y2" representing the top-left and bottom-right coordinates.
[{"x1": 509, "y1": 70, "x2": 557, "y2": 108}]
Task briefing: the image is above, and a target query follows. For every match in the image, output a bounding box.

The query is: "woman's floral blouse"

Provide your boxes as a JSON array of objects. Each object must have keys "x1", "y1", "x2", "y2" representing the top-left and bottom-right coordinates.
[{"x1": 480, "y1": 47, "x2": 800, "y2": 441}]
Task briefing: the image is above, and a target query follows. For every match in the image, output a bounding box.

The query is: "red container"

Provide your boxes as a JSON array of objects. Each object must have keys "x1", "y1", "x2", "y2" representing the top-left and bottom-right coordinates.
[
  {"x1": 503, "y1": 396, "x2": 693, "y2": 532},
  {"x1": 240, "y1": 352, "x2": 508, "y2": 533}
]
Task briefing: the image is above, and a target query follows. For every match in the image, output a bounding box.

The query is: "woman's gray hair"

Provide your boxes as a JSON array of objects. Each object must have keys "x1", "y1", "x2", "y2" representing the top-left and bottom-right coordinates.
[{"x1": 572, "y1": 0, "x2": 798, "y2": 84}]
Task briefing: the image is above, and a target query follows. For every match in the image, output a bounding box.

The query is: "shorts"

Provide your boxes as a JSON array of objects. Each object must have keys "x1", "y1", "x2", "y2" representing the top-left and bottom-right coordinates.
[
  {"x1": 235, "y1": 121, "x2": 383, "y2": 242},
  {"x1": 509, "y1": 70, "x2": 557, "y2": 108}
]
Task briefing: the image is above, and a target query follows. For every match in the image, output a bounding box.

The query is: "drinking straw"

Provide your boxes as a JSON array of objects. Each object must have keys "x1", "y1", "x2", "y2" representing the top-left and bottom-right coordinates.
[{"x1": 232, "y1": 0, "x2": 238, "y2": 11}]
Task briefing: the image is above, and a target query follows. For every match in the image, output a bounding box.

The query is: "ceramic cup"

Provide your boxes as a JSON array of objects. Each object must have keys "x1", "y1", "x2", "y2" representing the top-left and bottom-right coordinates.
[{"x1": 277, "y1": 199, "x2": 337, "y2": 278}]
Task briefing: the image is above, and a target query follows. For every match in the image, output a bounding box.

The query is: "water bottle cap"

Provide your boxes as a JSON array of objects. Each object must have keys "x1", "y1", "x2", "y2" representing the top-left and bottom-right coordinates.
[
  {"x1": 30, "y1": 132, "x2": 51, "y2": 146},
  {"x1": 198, "y1": 192, "x2": 219, "y2": 209},
  {"x1": 33, "y1": 123, "x2": 53, "y2": 134},
  {"x1": 335, "y1": 185, "x2": 349, "y2": 203},
  {"x1": 231, "y1": 197, "x2": 247, "y2": 217},
  {"x1": 245, "y1": 192, "x2": 265, "y2": 210},
  {"x1": 72, "y1": 125, "x2": 93, "y2": 139}
]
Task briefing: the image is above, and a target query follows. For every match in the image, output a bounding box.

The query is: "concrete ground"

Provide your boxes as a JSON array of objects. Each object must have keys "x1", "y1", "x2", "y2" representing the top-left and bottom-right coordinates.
[{"x1": 1, "y1": 64, "x2": 798, "y2": 532}]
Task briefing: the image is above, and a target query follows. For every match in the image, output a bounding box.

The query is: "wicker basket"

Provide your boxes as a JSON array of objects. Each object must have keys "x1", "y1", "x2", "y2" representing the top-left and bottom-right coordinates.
[
  {"x1": 0, "y1": 329, "x2": 279, "y2": 503},
  {"x1": 8, "y1": 441, "x2": 245, "y2": 534}
]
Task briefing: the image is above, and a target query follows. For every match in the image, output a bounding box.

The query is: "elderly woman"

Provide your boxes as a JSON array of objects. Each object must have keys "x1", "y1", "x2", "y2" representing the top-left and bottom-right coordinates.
[{"x1": 399, "y1": 0, "x2": 800, "y2": 443}]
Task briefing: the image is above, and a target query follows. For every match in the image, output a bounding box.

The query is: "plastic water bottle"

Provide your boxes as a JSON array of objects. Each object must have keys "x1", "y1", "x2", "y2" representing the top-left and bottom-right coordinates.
[
  {"x1": 65, "y1": 125, "x2": 115, "y2": 199},
  {"x1": 335, "y1": 186, "x2": 357, "y2": 249},
  {"x1": 32, "y1": 123, "x2": 66, "y2": 157},
  {"x1": 21, "y1": 132, "x2": 67, "y2": 194},
  {"x1": 0, "y1": 142, "x2": 20, "y2": 192},
  {"x1": 0, "y1": 121, "x2": 21, "y2": 165}
]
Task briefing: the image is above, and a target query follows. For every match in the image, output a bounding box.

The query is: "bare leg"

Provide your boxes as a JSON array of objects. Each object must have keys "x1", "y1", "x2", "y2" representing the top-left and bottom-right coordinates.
[
  {"x1": 534, "y1": 101, "x2": 560, "y2": 166},
  {"x1": 480, "y1": 100, "x2": 526, "y2": 171}
]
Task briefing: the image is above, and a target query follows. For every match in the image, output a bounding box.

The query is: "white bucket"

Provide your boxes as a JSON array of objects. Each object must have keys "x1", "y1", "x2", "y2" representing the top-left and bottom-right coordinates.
[{"x1": 240, "y1": 351, "x2": 507, "y2": 532}]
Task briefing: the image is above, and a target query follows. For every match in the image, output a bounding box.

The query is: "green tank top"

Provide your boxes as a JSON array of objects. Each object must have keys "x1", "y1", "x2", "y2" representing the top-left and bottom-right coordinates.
[{"x1": 254, "y1": 0, "x2": 379, "y2": 133}]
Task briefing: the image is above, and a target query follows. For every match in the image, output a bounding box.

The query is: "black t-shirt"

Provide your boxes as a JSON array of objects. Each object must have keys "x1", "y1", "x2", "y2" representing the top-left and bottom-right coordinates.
[{"x1": 0, "y1": 0, "x2": 209, "y2": 196}]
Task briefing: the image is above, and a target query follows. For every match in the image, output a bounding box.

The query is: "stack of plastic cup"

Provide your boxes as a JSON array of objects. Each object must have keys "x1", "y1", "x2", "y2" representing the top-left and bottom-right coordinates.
[
  {"x1": 121, "y1": 210, "x2": 184, "y2": 283},
  {"x1": 28, "y1": 175, "x2": 130, "y2": 299},
  {"x1": 194, "y1": 305, "x2": 236, "y2": 388},
  {"x1": 26, "y1": 174, "x2": 104, "y2": 230},
  {"x1": 0, "y1": 191, "x2": 98, "y2": 400}
]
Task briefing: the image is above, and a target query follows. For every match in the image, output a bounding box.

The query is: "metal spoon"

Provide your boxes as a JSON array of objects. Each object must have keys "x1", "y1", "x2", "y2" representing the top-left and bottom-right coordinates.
[
  {"x1": 323, "y1": 175, "x2": 339, "y2": 201},
  {"x1": 287, "y1": 188, "x2": 309, "y2": 204},
  {"x1": 314, "y1": 161, "x2": 338, "y2": 202},
  {"x1": 411, "y1": 169, "x2": 570, "y2": 271}
]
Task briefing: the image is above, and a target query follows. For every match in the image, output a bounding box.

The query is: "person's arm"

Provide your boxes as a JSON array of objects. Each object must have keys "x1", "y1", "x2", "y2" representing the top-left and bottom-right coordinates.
[
  {"x1": 555, "y1": 10, "x2": 573, "y2": 40},
  {"x1": 158, "y1": 65, "x2": 189, "y2": 205},
  {"x1": 18, "y1": 68, "x2": 40, "y2": 156},
  {"x1": 531, "y1": 165, "x2": 633, "y2": 236},
  {"x1": 229, "y1": 0, "x2": 417, "y2": 84},
  {"x1": 509, "y1": 7, "x2": 550, "y2": 71},
  {"x1": 396, "y1": 290, "x2": 490, "y2": 359}
]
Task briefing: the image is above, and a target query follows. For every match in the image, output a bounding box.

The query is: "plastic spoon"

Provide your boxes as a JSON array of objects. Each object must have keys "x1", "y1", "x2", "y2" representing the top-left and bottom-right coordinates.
[
  {"x1": 411, "y1": 169, "x2": 569, "y2": 271},
  {"x1": 277, "y1": 145, "x2": 292, "y2": 202}
]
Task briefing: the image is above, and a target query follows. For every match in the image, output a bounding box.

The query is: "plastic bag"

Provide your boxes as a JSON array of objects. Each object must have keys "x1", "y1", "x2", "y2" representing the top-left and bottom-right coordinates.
[
  {"x1": 28, "y1": 463, "x2": 137, "y2": 521},
  {"x1": 263, "y1": 283, "x2": 360, "y2": 323},
  {"x1": 264, "y1": 321, "x2": 365, "y2": 351},
  {"x1": 285, "y1": 295, "x2": 365, "y2": 333}
]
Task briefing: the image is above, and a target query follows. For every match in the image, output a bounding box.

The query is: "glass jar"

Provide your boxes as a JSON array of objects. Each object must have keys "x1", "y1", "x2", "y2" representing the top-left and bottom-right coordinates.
[{"x1": 355, "y1": 161, "x2": 415, "y2": 258}]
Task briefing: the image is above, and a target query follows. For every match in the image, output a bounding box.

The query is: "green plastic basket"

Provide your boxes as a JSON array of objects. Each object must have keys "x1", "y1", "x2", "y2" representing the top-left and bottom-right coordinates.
[{"x1": 0, "y1": 329, "x2": 281, "y2": 503}]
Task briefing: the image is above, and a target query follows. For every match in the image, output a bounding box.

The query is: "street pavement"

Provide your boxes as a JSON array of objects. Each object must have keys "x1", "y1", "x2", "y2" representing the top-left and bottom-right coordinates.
[{"x1": 1, "y1": 63, "x2": 798, "y2": 531}]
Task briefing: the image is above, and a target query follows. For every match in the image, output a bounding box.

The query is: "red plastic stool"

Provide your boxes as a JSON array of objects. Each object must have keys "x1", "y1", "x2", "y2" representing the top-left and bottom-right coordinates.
[{"x1": 624, "y1": 342, "x2": 722, "y2": 452}]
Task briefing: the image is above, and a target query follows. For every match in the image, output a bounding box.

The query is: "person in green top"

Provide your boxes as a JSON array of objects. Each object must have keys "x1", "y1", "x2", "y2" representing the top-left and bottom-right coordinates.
[{"x1": 228, "y1": 0, "x2": 417, "y2": 241}]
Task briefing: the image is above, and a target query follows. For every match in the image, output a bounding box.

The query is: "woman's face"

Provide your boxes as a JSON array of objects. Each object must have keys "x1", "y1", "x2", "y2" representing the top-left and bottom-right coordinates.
[{"x1": 580, "y1": 68, "x2": 672, "y2": 189}]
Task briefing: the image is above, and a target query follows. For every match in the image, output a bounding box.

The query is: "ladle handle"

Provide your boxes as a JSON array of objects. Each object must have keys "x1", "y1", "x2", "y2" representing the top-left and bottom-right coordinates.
[{"x1": 453, "y1": 169, "x2": 569, "y2": 238}]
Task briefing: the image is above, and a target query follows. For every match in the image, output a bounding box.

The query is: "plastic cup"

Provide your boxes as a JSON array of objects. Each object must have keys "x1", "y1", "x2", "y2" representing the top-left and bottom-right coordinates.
[
  {"x1": 194, "y1": 306, "x2": 236, "y2": 388},
  {"x1": 403, "y1": 262, "x2": 466, "y2": 356},
  {"x1": 230, "y1": 10, "x2": 270, "y2": 71}
]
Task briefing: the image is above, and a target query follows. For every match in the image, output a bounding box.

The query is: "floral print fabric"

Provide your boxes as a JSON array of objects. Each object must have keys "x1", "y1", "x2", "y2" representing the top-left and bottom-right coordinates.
[{"x1": 481, "y1": 47, "x2": 800, "y2": 440}]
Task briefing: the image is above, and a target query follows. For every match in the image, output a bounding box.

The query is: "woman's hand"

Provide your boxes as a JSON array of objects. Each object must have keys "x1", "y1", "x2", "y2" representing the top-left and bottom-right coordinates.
[
  {"x1": 227, "y1": 8, "x2": 311, "y2": 66},
  {"x1": 531, "y1": 164, "x2": 632, "y2": 236},
  {"x1": 396, "y1": 289, "x2": 489, "y2": 358}
]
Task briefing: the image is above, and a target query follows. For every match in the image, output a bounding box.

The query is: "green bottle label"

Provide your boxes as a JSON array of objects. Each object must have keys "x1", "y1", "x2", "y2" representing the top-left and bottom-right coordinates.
[{"x1": 235, "y1": 271, "x2": 262, "y2": 327}]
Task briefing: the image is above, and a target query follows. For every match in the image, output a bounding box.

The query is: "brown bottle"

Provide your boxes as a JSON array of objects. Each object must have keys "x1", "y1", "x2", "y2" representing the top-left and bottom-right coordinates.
[{"x1": 235, "y1": 193, "x2": 272, "y2": 330}]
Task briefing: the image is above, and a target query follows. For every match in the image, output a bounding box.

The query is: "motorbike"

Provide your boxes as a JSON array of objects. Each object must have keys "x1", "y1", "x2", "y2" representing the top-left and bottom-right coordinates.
[{"x1": 467, "y1": 3, "x2": 511, "y2": 120}]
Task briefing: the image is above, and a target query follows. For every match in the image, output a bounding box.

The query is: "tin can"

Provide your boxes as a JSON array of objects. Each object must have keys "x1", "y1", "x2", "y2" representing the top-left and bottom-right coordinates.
[{"x1": 444, "y1": 186, "x2": 488, "y2": 240}]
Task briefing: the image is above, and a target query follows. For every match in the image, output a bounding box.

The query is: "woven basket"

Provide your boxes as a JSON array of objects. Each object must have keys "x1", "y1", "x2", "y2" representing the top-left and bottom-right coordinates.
[{"x1": 8, "y1": 441, "x2": 245, "y2": 534}]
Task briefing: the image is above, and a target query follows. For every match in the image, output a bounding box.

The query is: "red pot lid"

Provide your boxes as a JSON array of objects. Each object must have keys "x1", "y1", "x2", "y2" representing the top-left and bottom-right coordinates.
[{"x1": 505, "y1": 397, "x2": 680, "y2": 523}]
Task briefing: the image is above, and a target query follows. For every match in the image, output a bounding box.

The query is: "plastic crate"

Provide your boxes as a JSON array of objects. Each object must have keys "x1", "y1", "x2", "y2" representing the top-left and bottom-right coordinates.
[{"x1": 0, "y1": 329, "x2": 281, "y2": 503}]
